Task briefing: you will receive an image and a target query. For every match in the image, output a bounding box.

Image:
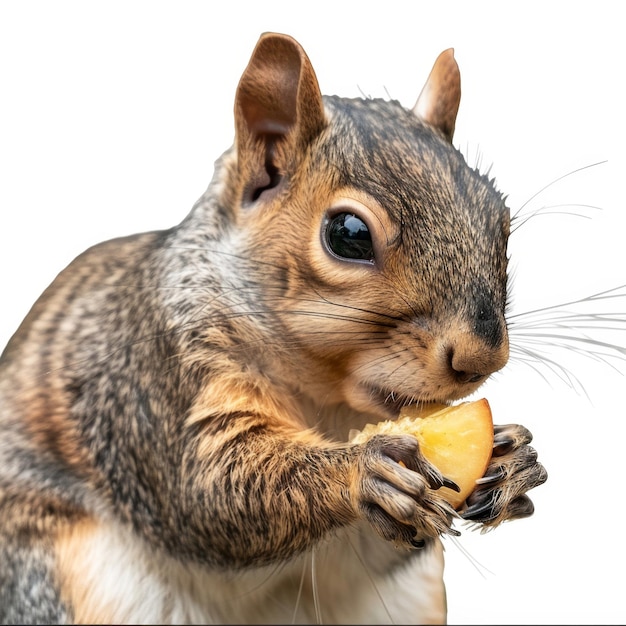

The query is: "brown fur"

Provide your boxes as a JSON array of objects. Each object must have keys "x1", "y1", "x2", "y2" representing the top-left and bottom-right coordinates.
[{"x1": 0, "y1": 33, "x2": 546, "y2": 623}]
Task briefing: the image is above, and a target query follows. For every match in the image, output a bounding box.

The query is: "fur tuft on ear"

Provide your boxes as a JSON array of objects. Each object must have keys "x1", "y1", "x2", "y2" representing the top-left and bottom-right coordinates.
[
  {"x1": 234, "y1": 33, "x2": 326, "y2": 203},
  {"x1": 413, "y1": 49, "x2": 461, "y2": 143}
]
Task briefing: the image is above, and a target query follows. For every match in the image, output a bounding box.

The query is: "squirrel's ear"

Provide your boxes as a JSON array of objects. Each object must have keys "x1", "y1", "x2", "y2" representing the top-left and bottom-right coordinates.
[
  {"x1": 235, "y1": 33, "x2": 326, "y2": 204},
  {"x1": 412, "y1": 49, "x2": 461, "y2": 143}
]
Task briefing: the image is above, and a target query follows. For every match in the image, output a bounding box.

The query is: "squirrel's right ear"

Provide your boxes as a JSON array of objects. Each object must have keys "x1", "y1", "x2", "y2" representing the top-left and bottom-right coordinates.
[
  {"x1": 235, "y1": 33, "x2": 326, "y2": 204},
  {"x1": 413, "y1": 49, "x2": 461, "y2": 143}
]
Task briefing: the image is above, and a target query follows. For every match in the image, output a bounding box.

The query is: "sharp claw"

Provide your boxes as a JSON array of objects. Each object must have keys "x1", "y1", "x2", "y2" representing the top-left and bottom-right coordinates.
[
  {"x1": 492, "y1": 435, "x2": 515, "y2": 456},
  {"x1": 492, "y1": 424, "x2": 533, "y2": 456},
  {"x1": 441, "y1": 475, "x2": 461, "y2": 492},
  {"x1": 493, "y1": 431, "x2": 514, "y2": 444},
  {"x1": 475, "y1": 467, "x2": 506, "y2": 486},
  {"x1": 492, "y1": 442, "x2": 512, "y2": 456},
  {"x1": 460, "y1": 498, "x2": 496, "y2": 521}
]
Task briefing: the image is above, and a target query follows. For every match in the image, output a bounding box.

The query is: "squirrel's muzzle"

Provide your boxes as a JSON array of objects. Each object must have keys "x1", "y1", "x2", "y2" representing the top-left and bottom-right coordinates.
[{"x1": 443, "y1": 323, "x2": 509, "y2": 389}]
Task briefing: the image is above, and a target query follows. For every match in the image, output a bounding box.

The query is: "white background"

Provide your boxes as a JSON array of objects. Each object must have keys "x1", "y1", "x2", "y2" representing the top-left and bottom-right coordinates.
[{"x1": 1, "y1": 2, "x2": 624, "y2": 624}]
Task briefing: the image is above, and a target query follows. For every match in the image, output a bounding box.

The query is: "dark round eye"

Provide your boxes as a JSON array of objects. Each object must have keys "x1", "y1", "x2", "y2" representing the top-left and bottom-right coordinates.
[{"x1": 324, "y1": 212, "x2": 374, "y2": 262}]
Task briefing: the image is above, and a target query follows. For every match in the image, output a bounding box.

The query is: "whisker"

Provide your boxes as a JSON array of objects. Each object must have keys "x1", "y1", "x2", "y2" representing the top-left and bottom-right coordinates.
[
  {"x1": 510, "y1": 202, "x2": 603, "y2": 233},
  {"x1": 511, "y1": 331, "x2": 626, "y2": 360},
  {"x1": 507, "y1": 347, "x2": 560, "y2": 388},
  {"x1": 292, "y1": 554, "x2": 308, "y2": 624},
  {"x1": 311, "y1": 547, "x2": 323, "y2": 625},
  {"x1": 508, "y1": 284, "x2": 626, "y2": 320},
  {"x1": 39, "y1": 305, "x2": 392, "y2": 381},
  {"x1": 309, "y1": 289, "x2": 407, "y2": 324},
  {"x1": 444, "y1": 534, "x2": 493, "y2": 579},
  {"x1": 508, "y1": 344, "x2": 591, "y2": 397},
  {"x1": 510, "y1": 314, "x2": 626, "y2": 331},
  {"x1": 504, "y1": 281, "x2": 626, "y2": 393},
  {"x1": 229, "y1": 560, "x2": 287, "y2": 600},
  {"x1": 510, "y1": 160, "x2": 608, "y2": 224},
  {"x1": 345, "y1": 532, "x2": 394, "y2": 624}
]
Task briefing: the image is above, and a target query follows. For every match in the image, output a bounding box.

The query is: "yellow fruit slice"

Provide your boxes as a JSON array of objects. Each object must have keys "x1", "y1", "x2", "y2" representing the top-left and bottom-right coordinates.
[{"x1": 351, "y1": 399, "x2": 494, "y2": 509}]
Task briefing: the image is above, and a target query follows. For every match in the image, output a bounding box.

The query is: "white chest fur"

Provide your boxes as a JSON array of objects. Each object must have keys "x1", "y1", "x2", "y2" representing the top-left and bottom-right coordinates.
[{"x1": 56, "y1": 518, "x2": 446, "y2": 624}]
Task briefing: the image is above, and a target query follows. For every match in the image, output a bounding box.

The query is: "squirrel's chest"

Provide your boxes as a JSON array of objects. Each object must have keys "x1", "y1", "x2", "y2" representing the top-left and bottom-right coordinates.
[
  {"x1": 58, "y1": 519, "x2": 445, "y2": 624},
  {"x1": 240, "y1": 526, "x2": 447, "y2": 625}
]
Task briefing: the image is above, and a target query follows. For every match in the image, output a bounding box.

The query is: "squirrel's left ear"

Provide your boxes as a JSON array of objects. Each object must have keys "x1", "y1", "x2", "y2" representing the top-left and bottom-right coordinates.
[
  {"x1": 234, "y1": 32, "x2": 326, "y2": 204},
  {"x1": 413, "y1": 49, "x2": 461, "y2": 143}
]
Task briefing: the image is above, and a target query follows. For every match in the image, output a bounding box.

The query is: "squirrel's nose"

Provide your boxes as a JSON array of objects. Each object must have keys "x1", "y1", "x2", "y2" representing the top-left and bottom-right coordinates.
[{"x1": 446, "y1": 332, "x2": 509, "y2": 386}]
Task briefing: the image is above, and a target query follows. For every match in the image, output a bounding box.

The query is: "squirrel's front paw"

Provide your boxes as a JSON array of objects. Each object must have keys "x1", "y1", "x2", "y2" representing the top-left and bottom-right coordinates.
[
  {"x1": 460, "y1": 424, "x2": 548, "y2": 528},
  {"x1": 354, "y1": 434, "x2": 458, "y2": 548}
]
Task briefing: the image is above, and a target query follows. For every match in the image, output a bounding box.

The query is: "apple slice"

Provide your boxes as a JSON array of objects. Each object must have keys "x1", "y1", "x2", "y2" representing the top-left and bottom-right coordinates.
[{"x1": 351, "y1": 399, "x2": 494, "y2": 509}]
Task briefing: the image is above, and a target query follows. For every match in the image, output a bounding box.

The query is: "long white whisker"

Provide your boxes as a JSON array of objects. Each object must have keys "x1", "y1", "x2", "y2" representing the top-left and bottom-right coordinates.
[
  {"x1": 513, "y1": 333, "x2": 626, "y2": 360},
  {"x1": 507, "y1": 344, "x2": 589, "y2": 395},
  {"x1": 510, "y1": 202, "x2": 603, "y2": 233},
  {"x1": 510, "y1": 160, "x2": 607, "y2": 223},
  {"x1": 345, "y1": 532, "x2": 394, "y2": 624},
  {"x1": 444, "y1": 534, "x2": 493, "y2": 579},
  {"x1": 507, "y1": 348, "x2": 559, "y2": 388},
  {"x1": 504, "y1": 280, "x2": 625, "y2": 394},
  {"x1": 292, "y1": 554, "x2": 308, "y2": 624},
  {"x1": 311, "y1": 547, "x2": 323, "y2": 625},
  {"x1": 508, "y1": 284, "x2": 626, "y2": 320}
]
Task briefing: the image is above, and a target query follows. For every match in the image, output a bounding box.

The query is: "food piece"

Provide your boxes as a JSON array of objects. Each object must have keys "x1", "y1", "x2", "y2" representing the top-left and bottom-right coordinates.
[{"x1": 351, "y1": 399, "x2": 494, "y2": 509}]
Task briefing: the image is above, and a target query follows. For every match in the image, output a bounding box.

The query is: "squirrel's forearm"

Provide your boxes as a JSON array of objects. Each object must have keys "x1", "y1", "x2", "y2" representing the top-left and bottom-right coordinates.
[{"x1": 177, "y1": 414, "x2": 358, "y2": 568}]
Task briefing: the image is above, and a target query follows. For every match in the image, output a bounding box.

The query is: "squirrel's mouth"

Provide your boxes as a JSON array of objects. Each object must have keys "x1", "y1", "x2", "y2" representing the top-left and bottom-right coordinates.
[
  {"x1": 364, "y1": 383, "x2": 453, "y2": 420},
  {"x1": 365, "y1": 384, "x2": 420, "y2": 418},
  {"x1": 371, "y1": 387, "x2": 410, "y2": 415}
]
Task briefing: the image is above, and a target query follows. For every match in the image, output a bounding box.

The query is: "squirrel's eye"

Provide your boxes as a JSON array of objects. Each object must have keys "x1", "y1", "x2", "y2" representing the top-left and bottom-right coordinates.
[{"x1": 324, "y1": 212, "x2": 374, "y2": 262}]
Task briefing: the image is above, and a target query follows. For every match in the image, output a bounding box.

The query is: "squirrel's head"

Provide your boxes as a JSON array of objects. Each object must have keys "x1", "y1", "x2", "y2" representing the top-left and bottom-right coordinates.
[{"x1": 216, "y1": 33, "x2": 510, "y2": 419}]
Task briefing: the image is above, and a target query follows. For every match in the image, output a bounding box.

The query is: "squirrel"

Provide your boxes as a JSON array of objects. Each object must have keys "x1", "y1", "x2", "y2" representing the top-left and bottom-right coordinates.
[{"x1": 0, "y1": 32, "x2": 547, "y2": 624}]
